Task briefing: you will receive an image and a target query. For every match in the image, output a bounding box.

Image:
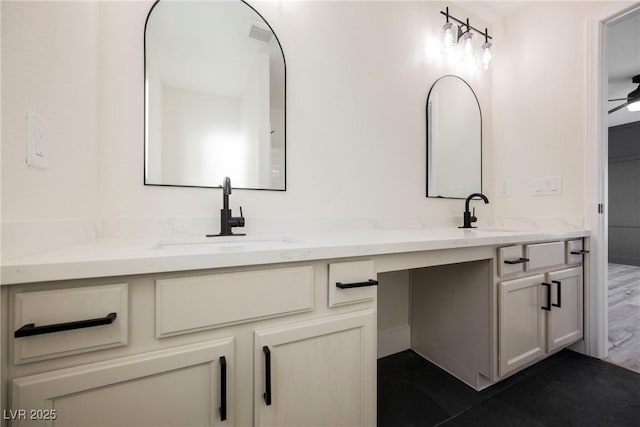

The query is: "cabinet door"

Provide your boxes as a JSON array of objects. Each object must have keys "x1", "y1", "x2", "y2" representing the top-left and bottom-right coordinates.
[
  {"x1": 11, "y1": 338, "x2": 233, "y2": 427},
  {"x1": 547, "y1": 267, "x2": 583, "y2": 352},
  {"x1": 254, "y1": 309, "x2": 376, "y2": 427},
  {"x1": 499, "y1": 274, "x2": 546, "y2": 376}
]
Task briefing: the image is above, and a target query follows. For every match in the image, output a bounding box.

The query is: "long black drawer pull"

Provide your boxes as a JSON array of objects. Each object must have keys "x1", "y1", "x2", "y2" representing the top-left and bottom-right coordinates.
[
  {"x1": 220, "y1": 356, "x2": 227, "y2": 421},
  {"x1": 570, "y1": 250, "x2": 590, "y2": 255},
  {"x1": 552, "y1": 280, "x2": 562, "y2": 308},
  {"x1": 263, "y1": 346, "x2": 272, "y2": 406},
  {"x1": 504, "y1": 257, "x2": 530, "y2": 265},
  {"x1": 14, "y1": 312, "x2": 117, "y2": 338},
  {"x1": 336, "y1": 279, "x2": 379, "y2": 289},
  {"x1": 541, "y1": 283, "x2": 552, "y2": 311}
]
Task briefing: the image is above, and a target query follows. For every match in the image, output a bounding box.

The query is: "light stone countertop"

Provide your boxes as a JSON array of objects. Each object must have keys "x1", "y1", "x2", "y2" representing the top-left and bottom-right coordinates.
[{"x1": 0, "y1": 227, "x2": 590, "y2": 285}]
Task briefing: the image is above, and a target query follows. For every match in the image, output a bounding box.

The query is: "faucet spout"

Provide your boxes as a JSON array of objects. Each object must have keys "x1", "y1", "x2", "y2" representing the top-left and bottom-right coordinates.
[
  {"x1": 460, "y1": 192, "x2": 489, "y2": 229},
  {"x1": 464, "y1": 193, "x2": 489, "y2": 213},
  {"x1": 206, "y1": 177, "x2": 246, "y2": 237},
  {"x1": 222, "y1": 177, "x2": 232, "y2": 195}
]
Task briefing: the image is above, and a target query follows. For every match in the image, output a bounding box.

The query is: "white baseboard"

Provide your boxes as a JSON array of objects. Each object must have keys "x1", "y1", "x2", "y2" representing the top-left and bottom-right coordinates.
[{"x1": 377, "y1": 325, "x2": 410, "y2": 359}]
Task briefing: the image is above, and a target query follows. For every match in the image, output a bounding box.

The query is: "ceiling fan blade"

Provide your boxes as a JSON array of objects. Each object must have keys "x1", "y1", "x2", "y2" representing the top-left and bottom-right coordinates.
[
  {"x1": 608, "y1": 97, "x2": 627, "y2": 102},
  {"x1": 608, "y1": 101, "x2": 630, "y2": 114}
]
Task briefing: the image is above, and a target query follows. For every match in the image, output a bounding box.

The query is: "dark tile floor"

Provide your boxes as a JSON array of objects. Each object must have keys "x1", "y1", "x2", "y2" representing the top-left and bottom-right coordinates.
[{"x1": 378, "y1": 349, "x2": 640, "y2": 427}]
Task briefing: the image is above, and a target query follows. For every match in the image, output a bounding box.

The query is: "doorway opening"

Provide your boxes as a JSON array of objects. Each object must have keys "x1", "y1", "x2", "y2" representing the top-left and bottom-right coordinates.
[{"x1": 603, "y1": 10, "x2": 640, "y2": 373}]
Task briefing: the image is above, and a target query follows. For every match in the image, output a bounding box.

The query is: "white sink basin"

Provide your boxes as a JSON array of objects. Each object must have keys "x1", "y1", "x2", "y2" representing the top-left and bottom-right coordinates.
[
  {"x1": 468, "y1": 228, "x2": 521, "y2": 233},
  {"x1": 153, "y1": 236, "x2": 297, "y2": 250}
]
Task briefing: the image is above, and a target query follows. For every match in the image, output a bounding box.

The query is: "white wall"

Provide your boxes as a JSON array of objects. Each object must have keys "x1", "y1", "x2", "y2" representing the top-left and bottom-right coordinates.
[
  {"x1": 1, "y1": 2, "x2": 100, "y2": 222},
  {"x1": 1, "y1": 1, "x2": 101, "y2": 259},
  {"x1": 96, "y1": 0, "x2": 493, "y2": 225},
  {"x1": 3, "y1": 1, "x2": 500, "y2": 254},
  {"x1": 491, "y1": 1, "x2": 608, "y2": 222}
]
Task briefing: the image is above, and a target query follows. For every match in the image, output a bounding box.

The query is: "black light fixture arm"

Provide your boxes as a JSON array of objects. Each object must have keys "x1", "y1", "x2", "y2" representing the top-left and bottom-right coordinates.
[{"x1": 440, "y1": 7, "x2": 492, "y2": 42}]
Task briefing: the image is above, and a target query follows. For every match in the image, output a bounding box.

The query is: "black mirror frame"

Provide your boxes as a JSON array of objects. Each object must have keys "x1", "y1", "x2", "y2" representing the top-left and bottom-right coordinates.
[
  {"x1": 425, "y1": 74, "x2": 482, "y2": 199},
  {"x1": 143, "y1": 0, "x2": 287, "y2": 191}
]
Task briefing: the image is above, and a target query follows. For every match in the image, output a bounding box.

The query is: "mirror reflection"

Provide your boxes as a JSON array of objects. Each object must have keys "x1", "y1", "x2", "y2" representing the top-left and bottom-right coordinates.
[
  {"x1": 144, "y1": 0, "x2": 286, "y2": 190},
  {"x1": 426, "y1": 75, "x2": 482, "y2": 199}
]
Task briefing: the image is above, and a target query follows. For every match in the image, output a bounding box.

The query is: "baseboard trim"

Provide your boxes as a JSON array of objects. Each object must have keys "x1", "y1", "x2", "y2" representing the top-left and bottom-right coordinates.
[{"x1": 378, "y1": 325, "x2": 410, "y2": 359}]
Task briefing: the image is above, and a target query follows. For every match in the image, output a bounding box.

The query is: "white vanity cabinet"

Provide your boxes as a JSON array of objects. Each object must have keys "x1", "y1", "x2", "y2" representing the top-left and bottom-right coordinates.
[
  {"x1": 546, "y1": 267, "x2": 583, "y2": 352},
  {"x1": 498, "y1": 274, "x2": 547, "y2": 376},
  {"x1": 3, "y1": 261, "x2": 378, "y2": 427},
  {"x1": 498, "y1": 245, "x2": 585, "y2": 377},
  {"x1": 254, "y1": 309, "x2": 376, "y2": 427},
  {"x1": 11, "y1": 338, "x2": 233, "y2": 427}
]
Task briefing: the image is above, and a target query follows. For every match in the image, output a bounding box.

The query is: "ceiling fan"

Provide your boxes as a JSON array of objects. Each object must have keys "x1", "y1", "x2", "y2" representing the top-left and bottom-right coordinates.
[{"x1": 608, "y1": 74, "x2": 640, "y2": 114}]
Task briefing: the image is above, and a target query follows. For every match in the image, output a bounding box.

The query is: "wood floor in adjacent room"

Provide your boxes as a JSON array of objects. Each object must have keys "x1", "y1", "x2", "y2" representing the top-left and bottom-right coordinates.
[{"x1": 606, "y1": 263, "x2": 640, "y2": 374}]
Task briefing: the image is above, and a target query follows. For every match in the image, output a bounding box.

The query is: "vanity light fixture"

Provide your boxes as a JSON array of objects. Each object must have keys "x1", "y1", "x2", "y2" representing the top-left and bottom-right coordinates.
[
  {"x1": 459, "y1": 30, "x2": 474, "y2": 62},
  {"x1": 439, "y1": 7, "x2": 493, "y2": 70},
  {"x1": 441, "y1": 21, "x2": 457, "y2": 53},
  {"x1": 480, "y1": 32, "x2": 493, "y2": 70}
]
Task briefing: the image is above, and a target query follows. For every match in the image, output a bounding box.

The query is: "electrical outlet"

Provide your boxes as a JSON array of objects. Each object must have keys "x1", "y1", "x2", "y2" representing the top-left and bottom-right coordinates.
[{"x1": 499, "y1": 181, "x2": 511, "y2": 197}]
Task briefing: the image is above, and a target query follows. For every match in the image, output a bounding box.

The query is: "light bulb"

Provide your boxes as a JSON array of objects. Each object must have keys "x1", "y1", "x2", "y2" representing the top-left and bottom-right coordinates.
[
  {"x1": 481, "y1": 41, "x2": 492, "y2": 70},
  {"x1": 628, "y1": 100, "x2": 640, "y2": 112},
  {"x1": 441, "y1": 22, "x2": 456, "y2": 54},
  {"x1": 459, "y1": 31, "x2": 474, "y2": 62}
]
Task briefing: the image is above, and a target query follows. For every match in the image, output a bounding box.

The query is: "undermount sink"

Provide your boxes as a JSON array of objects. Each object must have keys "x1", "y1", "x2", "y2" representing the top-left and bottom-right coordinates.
[
  {"x1": 153, "y1": 236, "x2": 297, "y2": 250},
  {"x1": 468, "y1": 228, "x2": 522, "y2": 233}
]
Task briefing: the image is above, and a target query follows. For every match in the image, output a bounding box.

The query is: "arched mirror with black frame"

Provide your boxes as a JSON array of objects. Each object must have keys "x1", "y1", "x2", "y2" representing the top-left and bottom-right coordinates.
[
  {"x1": 426, "y1": 75, "x2": 482, "y2": 199},
  {"x1": 144, "y1": 0, "x2": 286, "y2": 191}
]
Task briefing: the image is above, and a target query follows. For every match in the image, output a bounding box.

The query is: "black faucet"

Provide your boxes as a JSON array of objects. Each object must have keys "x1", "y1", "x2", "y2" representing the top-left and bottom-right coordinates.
[
  {"x1": 459, "y1": 193, "x2": 489, "y2": 229},
  {"x1": 207, "y1": 177, "x2": 245, "y2": 237}
]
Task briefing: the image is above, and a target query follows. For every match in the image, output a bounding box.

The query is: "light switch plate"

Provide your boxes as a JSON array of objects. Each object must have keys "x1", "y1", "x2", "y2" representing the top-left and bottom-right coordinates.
[
  {"x1": 27, "y1": 111, "x2": 48, "y2": 168},
  {"x1": 549, "y1": 176, "x2": 562, "y2": 194},
  {"x1": 532, "y1": 176, "x2": 562, "y2": 196}
]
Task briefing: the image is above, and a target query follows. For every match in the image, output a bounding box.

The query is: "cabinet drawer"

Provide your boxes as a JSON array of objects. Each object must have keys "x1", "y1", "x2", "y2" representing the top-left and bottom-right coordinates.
[
  {"x1": 328, "y1": 260, "x2": 376, "y2": 308},
  {"x1": 13, "y1": 284, "x2": 128, "y2": 364},
  {"x1": 566, "y1": 240, "x2": 586, "y2": 265},
  {"x1": 524, "y1": 242, "x2": 565, "y2": 271},
  {"x1": 156, "y1": 266, "x2": 314, "y2": 338},
  {"x1": 498, "y1": 245, "x2": 527, "y2": 277}
]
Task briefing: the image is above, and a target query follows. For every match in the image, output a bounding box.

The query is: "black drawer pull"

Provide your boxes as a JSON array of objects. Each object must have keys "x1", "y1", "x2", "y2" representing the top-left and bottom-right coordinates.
[
  {"x1": 263, "y1": 346, "x2": 272, "y2": 406},
  {"x1": 570, "y1": 250, "x2": 589, "y2": 255},
  {"x1": 15, "y1": 312, "x2": 117, "y2": 338},
  {"x1": 541, "y1": 283, "x2": 552, "y2": 311},
  {"x1": 504, "y1": 257, "x2": 529, "y2": 265},
  {"x1": 219, "y1": 356, "x2": 227, "y2": 421},
  {"x1": 552, "y1": 280, "x2": 562, "y2": 308},
  {"x1": 336, "y1": 279, "x2": 379, "y2": 289}
]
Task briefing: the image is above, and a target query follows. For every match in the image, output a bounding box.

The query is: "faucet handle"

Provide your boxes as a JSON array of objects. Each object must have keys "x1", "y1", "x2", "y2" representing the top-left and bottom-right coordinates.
[
  {"x1": 471, "y1": 207, "x2": 478, "y2": 223},
  {"x1": 237, "y1": 206, "x2": 245, "y2": 227}
]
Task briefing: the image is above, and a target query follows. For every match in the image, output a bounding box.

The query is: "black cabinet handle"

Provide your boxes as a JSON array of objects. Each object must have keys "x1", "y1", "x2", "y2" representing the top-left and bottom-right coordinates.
[
  {"x1": 541, "y1": 283, "x2": 552, "y2": 311},
  {"x1": 14, "y1": 312, "x2": 117, "y2": 338},
  {"x1": 336, "y1": 279, "x2": 379, "y2": 289},
  {"x1": 219, "y1": 356, "x2": 227, "y2": 421},
  {"x1": 263, "y1": 346, "x2": 272, "y2": 406},
  {"x1": 570, "y1": 250, "x2": 590, "y2": 255},
  {"x1": 552, "y1": 280, "x2": 562, "y2": 308},
  {"x1": 504, "y1": 257, "x2": 530, "y2": 265}
]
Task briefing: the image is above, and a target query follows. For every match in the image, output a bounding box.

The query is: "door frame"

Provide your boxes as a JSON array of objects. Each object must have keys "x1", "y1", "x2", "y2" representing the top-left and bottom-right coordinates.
[{"x1": 585, "y1": 1, "x2": 640, "y2": 359}]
